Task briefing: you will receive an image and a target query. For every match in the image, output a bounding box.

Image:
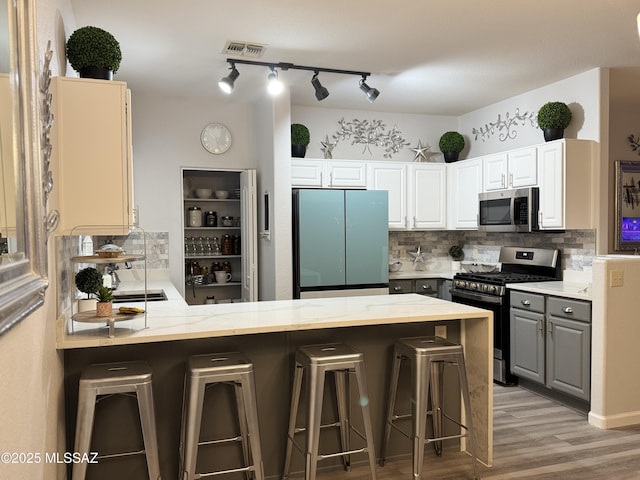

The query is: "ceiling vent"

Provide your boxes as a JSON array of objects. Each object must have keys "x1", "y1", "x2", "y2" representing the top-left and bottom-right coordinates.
[{"x1": 223, "y1": 41, "x2": 265, "y2": 58}]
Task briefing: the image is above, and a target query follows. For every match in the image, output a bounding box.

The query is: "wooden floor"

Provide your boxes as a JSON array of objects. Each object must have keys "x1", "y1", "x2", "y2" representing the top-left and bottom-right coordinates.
[{"x1": 311, "y1": 384, "x2": 640, "y2": 480}]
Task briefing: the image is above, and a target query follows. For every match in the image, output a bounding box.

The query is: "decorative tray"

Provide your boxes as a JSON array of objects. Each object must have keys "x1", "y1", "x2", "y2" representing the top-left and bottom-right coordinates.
[{"x1": 72, "y1": 310, "x2": 144, "y2": 338}]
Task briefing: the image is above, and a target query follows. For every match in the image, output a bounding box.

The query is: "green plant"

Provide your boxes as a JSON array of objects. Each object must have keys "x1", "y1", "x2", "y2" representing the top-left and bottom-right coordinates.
[
  {"x1": 291, "y1": 123, "x2": 310, "y2": 146},
  {"x1": 96, "y1": 285, "x2": 114, "y2": 303},
  {"x1": 439, "y1": 131, "x2": 465, "y2": 153},
  {"x1": 66, "y1": 26, "x2": 122, "y2": 73},
  {"x1": 75, "y1": 267, "x2": 103, "y2": 299},
  {"x1": 448, "y1": 245, "x2": 464, "y2": 261},
  {"x1": 536, "y1": 102, "x2": 572, "y2": 130}
]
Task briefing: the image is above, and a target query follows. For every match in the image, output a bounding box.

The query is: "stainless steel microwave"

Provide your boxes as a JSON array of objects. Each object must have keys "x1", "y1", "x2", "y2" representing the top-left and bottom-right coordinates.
[{"x1": 478, "y1": 187, "x2": 539, "y2": 232}]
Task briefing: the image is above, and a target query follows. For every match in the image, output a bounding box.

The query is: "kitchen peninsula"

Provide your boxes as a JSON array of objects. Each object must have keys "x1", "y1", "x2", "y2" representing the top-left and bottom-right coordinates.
[{"x1": 57, "y1": 292, "x2": 493, "y2": 478}]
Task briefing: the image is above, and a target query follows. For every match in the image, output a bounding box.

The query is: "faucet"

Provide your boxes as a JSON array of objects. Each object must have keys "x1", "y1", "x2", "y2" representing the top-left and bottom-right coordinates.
[{"x1": 104, "y1": 263, "x2": 121, "y2": 290}]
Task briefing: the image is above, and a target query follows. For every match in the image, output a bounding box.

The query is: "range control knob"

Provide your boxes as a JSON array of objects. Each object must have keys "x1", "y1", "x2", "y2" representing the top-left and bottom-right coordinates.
[{"x1": 469, "y1": 282, "x2": 477, "y2": 290}]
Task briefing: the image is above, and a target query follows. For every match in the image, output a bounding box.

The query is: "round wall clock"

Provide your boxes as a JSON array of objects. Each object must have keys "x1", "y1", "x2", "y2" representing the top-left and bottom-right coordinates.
[{"x1": 201, "y1": 123, "x2": 232, "y2": 154}]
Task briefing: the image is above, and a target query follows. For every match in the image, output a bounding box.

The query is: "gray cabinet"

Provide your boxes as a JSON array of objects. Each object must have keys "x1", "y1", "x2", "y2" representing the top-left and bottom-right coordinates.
[
  {"x1": 389, "y1": 278, "x2": 440, "y2": 298},
  {"x1": 510, "y1": 292, "x2": 591, "y2": 401}
]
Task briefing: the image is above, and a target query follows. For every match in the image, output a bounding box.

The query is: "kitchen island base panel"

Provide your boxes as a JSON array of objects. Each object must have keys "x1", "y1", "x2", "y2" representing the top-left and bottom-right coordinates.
[{"x1": 64, "y1": 319, "x2": 490, "y2": 480}]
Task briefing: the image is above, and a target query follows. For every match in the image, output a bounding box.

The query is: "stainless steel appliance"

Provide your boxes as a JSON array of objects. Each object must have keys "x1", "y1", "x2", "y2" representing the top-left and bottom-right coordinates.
[
  {"x1": 292, "y1": 189, "x2": 389, "y2": 299},
  {"x1": 478, "y1": 187, "x2": 539, "y2": 232},
  {"x1": 451, "y1": 246, "x2": 561, "y2": 385}
]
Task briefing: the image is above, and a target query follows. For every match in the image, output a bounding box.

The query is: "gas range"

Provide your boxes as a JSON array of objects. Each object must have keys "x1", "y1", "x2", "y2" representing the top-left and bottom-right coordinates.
[
  {"x1": 453, "y1": 247, "x2": 561, "y2": 298},
  {"x1": 450, "y1": 246, "x2": 561, "y2": 385}
]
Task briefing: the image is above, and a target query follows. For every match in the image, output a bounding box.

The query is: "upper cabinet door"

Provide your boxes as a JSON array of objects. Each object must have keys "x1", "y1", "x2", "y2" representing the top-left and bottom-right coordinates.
[
  {"x1": 52, "y1": 77, "x2": 132, "y2": 234},
  {"x1": 508, "y1": 147, "x2": 538, "y2": 188},
  {"x1": 366, "y1": 162, "x2": 408, "y2": 229},
  {"x1": 448, "y1": 158, "x2": 483, "y2": 229},
  {"x1": 410, "y1": 164, "x2": 447, "y2": 229},
  {"x1": 291, "y1": 159, "x2": 324, "y2": 187},
  {"x1": 326, "y1": 160, "x2": 367, "y2": 188},
  {"x1": 537, "y1": 141, "x2": 565, "y2": 229},
  {"x1": 483, "y1": 153, "x2": 508, "y2": 191}
]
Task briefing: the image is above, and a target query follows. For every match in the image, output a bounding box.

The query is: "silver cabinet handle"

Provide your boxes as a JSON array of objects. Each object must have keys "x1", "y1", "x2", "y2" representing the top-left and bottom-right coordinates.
[
  {"x1": 562, "y1": 306, "x2": 573, "y2": 314},
  {"x1": 521, "y1": 299, "x2": 531, "y2": 306},
  {"x1": 421, "y1": 285, "x2": 432, "y2": 291},
  {"x1": 538, "y1": 318, "x2": 543, "y2": 333},
  {"x1": 393, "y1": 286, "x2": 402, "y2": 292}
]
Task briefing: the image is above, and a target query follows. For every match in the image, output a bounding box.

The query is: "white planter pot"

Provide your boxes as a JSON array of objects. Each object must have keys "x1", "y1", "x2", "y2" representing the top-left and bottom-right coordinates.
[{"x1": 78, "y1": 298, "x2": 97, "y2": 313}]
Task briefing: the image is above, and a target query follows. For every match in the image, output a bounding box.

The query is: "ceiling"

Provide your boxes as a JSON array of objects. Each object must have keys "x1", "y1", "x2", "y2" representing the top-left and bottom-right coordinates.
[{"x1": 69, "y1": 0, "x2": 640, "y2": 116}]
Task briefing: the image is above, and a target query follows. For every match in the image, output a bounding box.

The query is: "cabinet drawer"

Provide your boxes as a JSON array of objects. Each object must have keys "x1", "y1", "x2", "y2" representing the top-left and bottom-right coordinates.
[
  {"x1": 415, "y1": 279, "x2": 438, "y2": 296},
  {"x1": 547, "y1": 296, "x2": 591, "y2": 323},
  {"x1": 510, "y1": 291, "x2": 545, "y2": 313},
  {"x1": 390, "y1": 279, "x2": 413, "y2": 294}
]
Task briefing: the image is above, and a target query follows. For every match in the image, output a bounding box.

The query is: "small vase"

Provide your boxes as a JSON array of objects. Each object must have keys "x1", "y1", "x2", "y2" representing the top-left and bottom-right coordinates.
[
  {"x1": 291, "y1": 144, "x2": 307, "y2": 158},
  {"x1": 96, "y1": 301, "x2": 113, "y2": 317},
  {"x1": 443, "y1": 151, "x2": 459, "y2": 163},
  {"x1": 543, "y1": 128, "x2": 564, "y2": 142},
  {"x1": 78, "y1": 298, "x2": 97, "y2": 313},
  {"x1": 78, "y1": 66, "x2": 113, "y2": 80}
]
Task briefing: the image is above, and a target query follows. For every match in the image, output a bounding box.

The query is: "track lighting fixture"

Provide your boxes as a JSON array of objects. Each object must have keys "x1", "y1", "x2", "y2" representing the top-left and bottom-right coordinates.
[
  {"x1": 359, "y1": 77, "x2": 380, "y2": 103},
  {"x1": 219, "y1": 58, "x2": 380, "y2": 102},
  {"x1": 267, "y1": 67, "x2": 284, "y2": 95},
  {"x1": 311, "y1": 72, "x2": 329, "y2": 101},
  {"x1": 218, "y1": 63, "x2": 240, "y2": 94}
]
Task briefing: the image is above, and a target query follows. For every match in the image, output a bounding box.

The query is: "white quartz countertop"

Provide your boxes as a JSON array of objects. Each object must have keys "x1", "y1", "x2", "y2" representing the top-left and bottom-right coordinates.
[
  {"x1": 389, "y1": 270, "x2": 456, "y2": 280},
  {"x1": 506, "y1": 281, "x2": 592, "y2": 301},
  {"x1": 56, "y1": 283, "x2": 492, "y2": 349}
]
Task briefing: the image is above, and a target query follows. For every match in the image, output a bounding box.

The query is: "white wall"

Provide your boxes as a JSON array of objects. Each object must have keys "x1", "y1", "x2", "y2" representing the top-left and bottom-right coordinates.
[
  {"x1": 459, "y1": 69, "x2": 602, "y2": 157},
  {"x1": 292, "y1": 105, "x2": 458, "y2": 163},
  {"x1": 0, "y1": 1, "x2": 76, "y2": 479},
  {"x1": 590, "y1": 255, "x2": 640, "y2": 428},
  {"x1": 131, "y1": 93, "x2": 258, "y2": 290}
]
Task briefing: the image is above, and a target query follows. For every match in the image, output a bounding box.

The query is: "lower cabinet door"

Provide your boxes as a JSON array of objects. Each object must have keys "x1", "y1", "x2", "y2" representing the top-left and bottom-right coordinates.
[
  {"x1": 510, "y1": 308, "x2": 545, "y2": 384},
  {"x1": 546, "y1": 316, "x2": 591, "y2": 401}
]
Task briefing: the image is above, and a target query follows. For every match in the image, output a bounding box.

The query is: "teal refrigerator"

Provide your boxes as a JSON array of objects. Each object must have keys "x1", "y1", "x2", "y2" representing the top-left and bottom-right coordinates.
[{"x1": 293, "y1": 189, "x2": 389, "y2": 298}]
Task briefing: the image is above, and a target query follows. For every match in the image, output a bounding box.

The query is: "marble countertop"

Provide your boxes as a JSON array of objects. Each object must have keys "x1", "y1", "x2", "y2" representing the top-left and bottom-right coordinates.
[
  {"x1": 56, "y1": 282, "x2": 492, "y2": 349},
  {"x1": 389, "y1": 270, "x2": 456, "y2": 280},
  {"x1": 506, "y1": 281, "x2": 592, "y2": 301}
]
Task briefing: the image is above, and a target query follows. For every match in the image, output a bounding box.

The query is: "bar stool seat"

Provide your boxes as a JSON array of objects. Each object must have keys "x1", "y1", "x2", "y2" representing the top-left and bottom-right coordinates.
[
  {"x1": 380, "y1": 336, "x2": 480, "y2": 480},
  {"x1": 283, "y1": 343, "x2": 377, "y2": 480},
  {"x1": 179, "y1": 352, "x2": 264, "y2": 480},
  {"x1": 73, "y1": 361, "x2": 161, "y2": 480}
]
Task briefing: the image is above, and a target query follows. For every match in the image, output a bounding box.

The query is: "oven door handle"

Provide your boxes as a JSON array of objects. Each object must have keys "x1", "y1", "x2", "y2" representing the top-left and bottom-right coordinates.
[{"x1": 451, "y1": 289, "x2": 504, "y2": 305}]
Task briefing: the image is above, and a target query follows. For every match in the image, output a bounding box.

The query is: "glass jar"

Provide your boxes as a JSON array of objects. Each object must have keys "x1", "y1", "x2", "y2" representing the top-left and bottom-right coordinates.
[
  {"x1": 212, "y1": 237, "x2": 221, "y2": 256},
  {"x1": 211, "y1": 261, "x2": 221, "y2": 272},
  {"x1": 187, "y1": 206, "x2": 202, "y2": 227},
  {"x1": 221, "y1": 216, "x2": 234, "y2": 227},
  {"x1": 221, "y1": 234, "x2": 233, "y2": 255},
  {"x1": 222, "y1": 261, "x2": 232, "y2": 275},
  {"x1": 205, "y1": 211, "x2": 217, "y2": 227},
  {"x1": 233, "y1": 235, "x2": 241, "y2": 255}
]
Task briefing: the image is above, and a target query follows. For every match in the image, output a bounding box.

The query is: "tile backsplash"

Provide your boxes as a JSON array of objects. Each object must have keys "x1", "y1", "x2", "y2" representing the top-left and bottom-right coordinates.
[{"x1": 389, "y1": 229, "x2": 595, "y2": 272}]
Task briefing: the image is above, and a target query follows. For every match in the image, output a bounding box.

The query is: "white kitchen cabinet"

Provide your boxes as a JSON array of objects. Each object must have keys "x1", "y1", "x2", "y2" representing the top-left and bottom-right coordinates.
[
  {"x1": 537, "y1": 139, "x2": 594, "y2": 230},
  {"x1": 291, "y1": 158, "x2": 366, "y2": 188},
  {"x1": 447, "y1": 158, "x2": 483, "y2": 229},
  {"x1": 366, "y1": 162, "x2": 446, "y2": 230},
  {"x1": 51, "y1": 77, "x2": 134, "y2": 234},
  {"x1": 483, "y1": 147, "x2": 537, "y2": 191},
  {"x1": 367, "y1": 162, "x2": 408, "y2": 229}
]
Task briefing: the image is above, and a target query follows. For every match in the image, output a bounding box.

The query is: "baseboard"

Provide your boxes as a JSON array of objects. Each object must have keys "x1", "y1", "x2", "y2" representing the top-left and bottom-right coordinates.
[{"x1": 588, "y1": 409, "x2": 640, "y2": 429}]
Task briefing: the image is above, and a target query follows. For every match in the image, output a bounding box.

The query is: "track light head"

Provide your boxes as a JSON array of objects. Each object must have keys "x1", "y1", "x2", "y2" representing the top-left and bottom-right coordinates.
[
  {"x1": 311, "y1": 72, "x2": 330, "y2": 101},
  {"x1": 267, "y1": 67, "x2": 283, "y2": 95},
  {"x1": 218, "y1": 63, "x2": 239, "y2": 94},
  {"x1": 359, "y1": 77, "x2": 380, "y2": 103}
]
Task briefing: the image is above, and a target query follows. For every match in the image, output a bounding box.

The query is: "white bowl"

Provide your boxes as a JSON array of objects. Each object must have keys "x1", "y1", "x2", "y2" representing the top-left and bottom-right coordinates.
[
  {"x1": 389, "y1": 261, "x2": 402, "y2": 272},
  {"x1": 215, "y1": 190, "x2": 229, "y2": 199},
  {"x1": 195, "y1": 188, "x2": 212, "y2": 199}
]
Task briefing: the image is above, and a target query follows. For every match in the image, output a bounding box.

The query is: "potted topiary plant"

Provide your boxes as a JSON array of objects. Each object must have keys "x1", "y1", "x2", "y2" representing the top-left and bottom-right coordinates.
[
  {"x1": 75, "y1": 267, "x2": 103, "y2": 312},
  {"x1": 448, "y1": 245, "x2": 464, "y2": 270},
  {"x1": 66, "y1": 26, "x2": 122, "y2": 80},
  {"x1": 291, "y1": 123, "x2": 310, "y2": 158},
  {"x1": 439, "y1": 131, "x2": 465, "y2": 163},
  {"x1": 536, "y1": 101, "x2": 572, "y2": 142},
  {"x1": 95, "y1": 284, "x2": 114, "y2": 317}
]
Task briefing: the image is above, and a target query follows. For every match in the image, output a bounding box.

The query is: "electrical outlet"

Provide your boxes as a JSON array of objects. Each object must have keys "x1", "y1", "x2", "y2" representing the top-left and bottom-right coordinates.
[
  {"x1": 610, "y1": 270, "x2": 624, "y2": 287},
  {"x1": 435, "y1": 325, "x2": 447, "y2": 338}
]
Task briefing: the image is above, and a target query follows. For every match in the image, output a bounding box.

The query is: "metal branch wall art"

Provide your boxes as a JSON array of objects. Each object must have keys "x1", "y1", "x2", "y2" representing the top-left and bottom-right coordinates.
[
  {"x1": 330, "y1": 118, "x2": 410, "y2": 158},
  {"x1": 40, "y1": 41, "x2": 59, "y2": 236},
  {"x1": 628, "y1": 134, "x2": 640, "y2": 155},
  {"x1": 472, "y1": 108, "x2": 537, "y2": 142}
]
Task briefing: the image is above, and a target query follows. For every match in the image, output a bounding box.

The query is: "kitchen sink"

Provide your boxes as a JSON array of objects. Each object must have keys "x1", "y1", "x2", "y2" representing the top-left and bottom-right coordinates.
[{"x1": 112, "y1": 289, "x2": 167, "y2": 303}]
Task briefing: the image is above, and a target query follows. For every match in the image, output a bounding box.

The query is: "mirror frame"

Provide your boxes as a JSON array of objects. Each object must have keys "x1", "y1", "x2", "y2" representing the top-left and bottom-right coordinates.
[
  {"x1": 0, "y1": 0, "x2": 48, "y2": 336},
  {"x1": 614, "y1": 160, "x2": 640, "y2": 252}
]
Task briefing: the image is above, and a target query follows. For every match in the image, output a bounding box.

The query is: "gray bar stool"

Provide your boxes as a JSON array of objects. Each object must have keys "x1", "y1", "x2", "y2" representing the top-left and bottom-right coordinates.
[
  {"x1": 283, "y1": 343, "x2": 377, "y2": 480},
  {"x1": 179, "y1": 352, "x2": 264, "y2": 480},
  {"x1": 380, "y1": 336, "x2": 480, "y2": 480},
  {"x1": 73, "y1": 361, "x2": 161, "y2": 480}
]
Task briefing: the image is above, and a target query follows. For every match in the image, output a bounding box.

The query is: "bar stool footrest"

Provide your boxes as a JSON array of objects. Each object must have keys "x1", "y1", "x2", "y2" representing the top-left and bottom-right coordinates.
[{"x1": 96, "y1": 449, "x2": 146, "y2": 460}]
